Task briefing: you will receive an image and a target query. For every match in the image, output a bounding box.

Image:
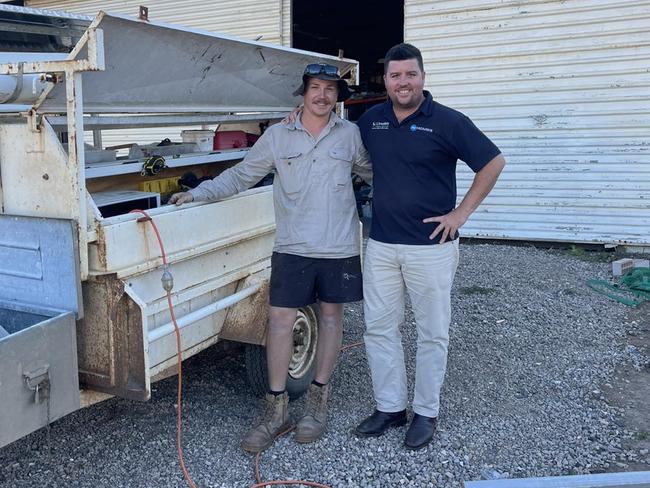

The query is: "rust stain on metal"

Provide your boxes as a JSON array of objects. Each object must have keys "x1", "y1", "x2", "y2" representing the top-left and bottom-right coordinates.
[
  {"x1": 108, "y1": 277, "x2": 125, "y2": 324},
  {"x1": 137, "y1": 221, "x2": 153, "y2": 262},
  {"x1": 220, "y1": 278, "x2": 269, "y2": 345},
  {"x1": 95, "y1": 225, "x2": 108, "y2": 269},
  {"x1": 78, "y1": 277, "x2": 116, "y2": 377},
  {"x1": 78, "y1": 275, "x2": 148, "y2": 401}
]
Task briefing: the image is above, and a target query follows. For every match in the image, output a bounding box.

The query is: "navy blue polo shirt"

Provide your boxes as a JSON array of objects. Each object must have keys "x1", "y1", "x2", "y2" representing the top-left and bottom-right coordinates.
[{"x1": 358, "y1": 91, "x2": 501, "y2": 245}]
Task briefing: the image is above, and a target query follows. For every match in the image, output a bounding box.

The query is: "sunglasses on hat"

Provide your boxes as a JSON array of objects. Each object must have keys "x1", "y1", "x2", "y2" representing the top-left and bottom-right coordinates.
[
  {"x1": 303, "y1": 63, "x2": 340, "y2": 77},
  {"x1": 294, "y1": 63, "x2": 351, "y2": 101}
]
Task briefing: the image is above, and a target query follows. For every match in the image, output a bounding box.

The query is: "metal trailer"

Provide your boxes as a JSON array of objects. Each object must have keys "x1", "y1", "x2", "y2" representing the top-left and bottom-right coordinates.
[
  {"x1": 0, "y1": 5, "x2": 357, "y2": 448},
  {"x1": 464, "y1": 471, "x2": 650, "y2": 487}
]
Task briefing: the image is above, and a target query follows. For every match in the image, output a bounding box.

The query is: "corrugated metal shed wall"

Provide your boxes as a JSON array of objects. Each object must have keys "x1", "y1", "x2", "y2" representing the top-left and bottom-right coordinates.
[
  {"x1": 27, "y1": 0, "x2": 287, "y2": 43},
  {"x1": 26, "y1": 0, "x2": 291, "y2": 148},
  {"x1": 405, "y1": 0, "x2": 650, "y2": 246},
  {"x1": 281, "y1": 0, "x2": 291, "y2": 47}
]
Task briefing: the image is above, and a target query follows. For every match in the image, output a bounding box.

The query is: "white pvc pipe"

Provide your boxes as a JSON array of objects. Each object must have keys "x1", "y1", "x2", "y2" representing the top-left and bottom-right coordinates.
[
  {"x1": 148, "y1": 283, "x2": 261, "y2": 343},
  {"x1": 0, "y1": 74, "x2": 50, "y2": 104}
]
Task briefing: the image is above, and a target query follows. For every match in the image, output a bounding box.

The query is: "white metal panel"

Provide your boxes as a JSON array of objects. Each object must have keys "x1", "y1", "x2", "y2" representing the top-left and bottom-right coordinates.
[
  {"x1": 404, "y1": 0, "x2": 650, "y2": 245},
  {"x1": 90, "y1": 186, "x2": 275, "y2": 275},
  {"x1": 96, "y1": 186, "x2": 275, "y2": 377},
  {"x1": 36, "y1": 12, "x2": 355, "y2": 113},
  {"x1": 26, "y1": 0, "x2": 288, "y2": 146},
  {"x1": 0, "y1": 122, "x2": 78, "y2": 219}
]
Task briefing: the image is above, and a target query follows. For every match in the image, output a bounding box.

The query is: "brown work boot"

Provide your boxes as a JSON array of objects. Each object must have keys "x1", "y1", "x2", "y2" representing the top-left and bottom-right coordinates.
[
  {"x1": 294, "y1": 383, "x2": 330, "y2": 443},
  {"x1": 240, "y1": 392, "x2": 293, "y2": 453}
]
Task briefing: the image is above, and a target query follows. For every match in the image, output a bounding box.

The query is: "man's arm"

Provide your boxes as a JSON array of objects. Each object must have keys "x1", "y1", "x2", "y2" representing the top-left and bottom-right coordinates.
[
  {"x1": 351, "y1": 134, "x2": 372, "y2": 185},
  {"x1": 169, "y1": 132, "x2": 275, "y2": 205},
  {"x1": 423, "y1": 153, "x2": 505, "y2": 243}
]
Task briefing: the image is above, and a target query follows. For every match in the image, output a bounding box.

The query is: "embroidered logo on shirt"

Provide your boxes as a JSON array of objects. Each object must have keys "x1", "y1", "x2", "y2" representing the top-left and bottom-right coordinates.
[
  {"x1": 371, "y1": 121, "x2": 390, "y2": 130},
  {"x1": 410, "y1": 124, "x2": 433, "y2": 133}
]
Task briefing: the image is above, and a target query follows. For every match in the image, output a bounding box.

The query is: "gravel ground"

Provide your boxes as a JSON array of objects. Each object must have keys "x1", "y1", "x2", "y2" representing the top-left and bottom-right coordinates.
[{"x1": 1, "y1": 242, "x2": 648, "y2": 487}]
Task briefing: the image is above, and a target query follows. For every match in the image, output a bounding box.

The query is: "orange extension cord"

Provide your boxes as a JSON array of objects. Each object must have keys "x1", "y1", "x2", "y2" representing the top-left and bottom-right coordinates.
[
  {"x1": 131, "y1": 210, "x2": 198, "y2": 488},
  {"x1": 132, "y1": 209, "x2": 364, "y2": 488}
]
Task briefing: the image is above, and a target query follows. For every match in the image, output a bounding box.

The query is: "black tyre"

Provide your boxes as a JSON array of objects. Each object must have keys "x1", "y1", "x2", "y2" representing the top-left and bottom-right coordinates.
[{"x1": 245, "y1": 305, "x2": 318, "y2": 400}]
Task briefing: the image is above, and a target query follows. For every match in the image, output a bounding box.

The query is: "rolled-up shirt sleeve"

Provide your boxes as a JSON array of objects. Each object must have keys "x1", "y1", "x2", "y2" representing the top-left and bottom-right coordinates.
[
  {"x1": 351, "y1": 131, "x2": 372, "y2": 185},
  {"x1": 189, "y1": 132, "x2": 275, "y2": 202}
]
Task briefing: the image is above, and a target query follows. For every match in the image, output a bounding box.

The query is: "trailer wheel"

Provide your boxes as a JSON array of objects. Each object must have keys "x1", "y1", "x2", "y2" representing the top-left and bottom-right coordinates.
[{"x1": 245, "y1": 305, "x2": 318, "y2": 400}]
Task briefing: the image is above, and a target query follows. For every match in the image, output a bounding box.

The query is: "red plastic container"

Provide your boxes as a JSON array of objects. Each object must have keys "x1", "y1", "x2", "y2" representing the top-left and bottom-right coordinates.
[{"x1": 213, "y1": 130, "x2": 248, "y2": 150}]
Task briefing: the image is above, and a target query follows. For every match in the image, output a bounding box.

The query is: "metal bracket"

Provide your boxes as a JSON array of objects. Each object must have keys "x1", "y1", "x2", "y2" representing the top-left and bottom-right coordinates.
[
  {"x1": 0, "y1": 28, "x2": 104, "y2": 76},
  {"x1": 4, "y1": 62, "x2": 24, "y2": 104},
  {"x1": 26, "y1": 109, "x2": 43, "y2": 133}
]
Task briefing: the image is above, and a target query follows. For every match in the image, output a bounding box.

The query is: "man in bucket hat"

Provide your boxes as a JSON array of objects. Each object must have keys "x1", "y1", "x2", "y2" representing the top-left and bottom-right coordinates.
[
  {"x1": 293, "y1": 63, "x2": 353, "y2": 101},
  {"x1": 170, "y1": 63, "x2": 371, "y2": 452}
]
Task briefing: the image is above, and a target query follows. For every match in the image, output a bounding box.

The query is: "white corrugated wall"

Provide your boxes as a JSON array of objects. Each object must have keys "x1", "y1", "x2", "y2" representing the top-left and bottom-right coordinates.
[
  {"x1": 405, "y1": 0, "x2": 650, "y2": 246},
  {"x1": 281, "y1": 0, "x2": 291, "y2": 48},
  {"x1": 26, "y1": 0, "x2": 292, "y2": 148},
  {"x1": 26, "y1": 0, "x2": 286, "y2": 43}
]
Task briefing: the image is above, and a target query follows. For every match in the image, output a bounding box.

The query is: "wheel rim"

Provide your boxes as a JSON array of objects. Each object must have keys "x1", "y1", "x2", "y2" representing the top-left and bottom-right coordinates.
[{"x1": 288, "y1": 307, "x2": 317, "y2": 379}]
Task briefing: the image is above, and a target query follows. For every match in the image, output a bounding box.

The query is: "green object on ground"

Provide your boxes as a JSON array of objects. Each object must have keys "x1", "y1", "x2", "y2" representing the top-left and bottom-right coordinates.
[
  {"x1": 621, "y1": 268, "x2": 650, "y2": 291},
  {"x1": 587, "y1": 268, "x2": 650, "y2": 307}
]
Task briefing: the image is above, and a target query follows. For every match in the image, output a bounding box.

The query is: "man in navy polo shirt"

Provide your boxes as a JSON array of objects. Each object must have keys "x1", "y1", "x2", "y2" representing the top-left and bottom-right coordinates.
[{"x1": 354, "y1": 43, "x2": 505, "y2": 450}]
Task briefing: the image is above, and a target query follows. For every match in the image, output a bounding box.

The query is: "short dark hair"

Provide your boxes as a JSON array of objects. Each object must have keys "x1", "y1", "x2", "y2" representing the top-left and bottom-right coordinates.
[{"x1": 383, "y1": 43, "x2": 424, "y2": 74}]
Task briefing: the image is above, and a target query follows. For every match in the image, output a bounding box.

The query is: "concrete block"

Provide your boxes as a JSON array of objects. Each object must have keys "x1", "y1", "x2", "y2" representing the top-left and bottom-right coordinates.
[{"x1": 612, "y1": 258, "x2": 634, "y2": 277}]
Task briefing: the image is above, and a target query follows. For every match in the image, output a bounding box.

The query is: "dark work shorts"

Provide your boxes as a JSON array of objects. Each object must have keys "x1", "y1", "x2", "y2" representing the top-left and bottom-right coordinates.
[{"x1": 269, "y1": 252, "x2": 363, "y2": 308}]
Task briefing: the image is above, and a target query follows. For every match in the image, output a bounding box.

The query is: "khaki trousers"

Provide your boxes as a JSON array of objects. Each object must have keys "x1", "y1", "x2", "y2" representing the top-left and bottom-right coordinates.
[{"x1": 363, "y1": 238, "x2": 459, "y2": 417}]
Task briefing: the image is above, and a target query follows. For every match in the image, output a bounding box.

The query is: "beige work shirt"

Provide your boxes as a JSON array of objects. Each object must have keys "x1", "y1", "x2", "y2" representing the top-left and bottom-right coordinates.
[{"x1": 189, "y1": 113, "x2": 371, "y2": 258}]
